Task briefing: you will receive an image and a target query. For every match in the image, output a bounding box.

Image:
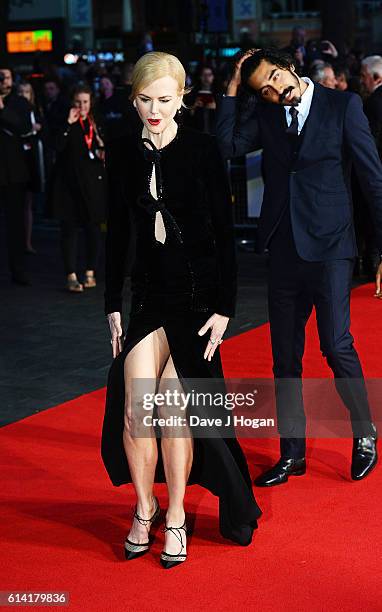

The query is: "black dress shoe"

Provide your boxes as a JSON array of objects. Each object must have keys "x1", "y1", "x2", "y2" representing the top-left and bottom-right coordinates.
[
  {"x1": 351, "y1": 426, "x2": 378, "y2": 481},
  {"x1": 254, "y1": 457, "x2": 306, "y2": 487}
]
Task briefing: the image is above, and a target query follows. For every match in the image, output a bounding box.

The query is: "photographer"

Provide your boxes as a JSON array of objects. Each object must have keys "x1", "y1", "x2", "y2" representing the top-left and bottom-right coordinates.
[{"x1": 0, "y1": 67, "x2": 32, "y2": 285}]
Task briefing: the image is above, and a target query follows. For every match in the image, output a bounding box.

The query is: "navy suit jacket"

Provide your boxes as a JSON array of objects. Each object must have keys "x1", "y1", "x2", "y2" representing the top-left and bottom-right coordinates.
[{"x1": 216, "y1": 84, "x2": 382, "y2": 260}]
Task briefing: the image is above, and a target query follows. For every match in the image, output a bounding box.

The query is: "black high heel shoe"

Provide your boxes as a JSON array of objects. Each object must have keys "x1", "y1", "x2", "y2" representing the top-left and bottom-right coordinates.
[
  {"x1": 124, "y1": 496, "x2": 160, "y2": 560},
  {"x1": 160, "y1": 520, "x2": 187, "y2": 569}
]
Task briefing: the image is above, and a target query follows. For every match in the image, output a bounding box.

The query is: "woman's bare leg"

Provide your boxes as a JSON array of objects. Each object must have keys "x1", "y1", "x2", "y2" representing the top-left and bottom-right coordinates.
[
  {"x1": 123, "y1": 328, "x2": 170, "y2": 544},
  {"x1": 158, "y1": 355, "x2": 193, "y2": 555}
]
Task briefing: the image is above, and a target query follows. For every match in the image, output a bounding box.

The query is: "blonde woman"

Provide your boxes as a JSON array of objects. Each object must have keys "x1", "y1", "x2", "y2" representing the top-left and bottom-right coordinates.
[{"x1": 101, "y1": 52, "x2": 261, "y2": 569}]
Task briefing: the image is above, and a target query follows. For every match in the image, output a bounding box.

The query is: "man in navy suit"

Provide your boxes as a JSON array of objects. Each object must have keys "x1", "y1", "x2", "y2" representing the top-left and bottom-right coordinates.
[{"x1": 216, "y1": 48, "x2": 380, "y2": 485}]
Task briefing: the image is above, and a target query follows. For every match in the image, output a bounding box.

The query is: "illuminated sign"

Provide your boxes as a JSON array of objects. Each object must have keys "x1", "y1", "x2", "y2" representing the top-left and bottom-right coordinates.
[
  {"x1": 6, "y1": 30, "x2": 53, "y2": 53},
  {"x1": 205, "y1": 47, "x2": 241, "y2": 58}
]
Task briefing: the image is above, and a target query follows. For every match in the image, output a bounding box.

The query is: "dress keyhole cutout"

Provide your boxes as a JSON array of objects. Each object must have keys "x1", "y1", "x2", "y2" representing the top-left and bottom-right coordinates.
[{"x1": 150, "y1": 164, "x2": 166, "y2": 244}]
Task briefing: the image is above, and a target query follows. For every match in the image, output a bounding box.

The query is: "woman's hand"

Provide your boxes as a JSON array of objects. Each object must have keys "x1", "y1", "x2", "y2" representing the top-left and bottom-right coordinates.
[
  {"x1": 67, "y1": 107, "x2": 80, "y2": 124},
  {"x1": 198, "y1": 313, "x2": 229, "y2": 361},
  {"x1": 107, "y1": 312, "x2": 123, "y2": 358}
]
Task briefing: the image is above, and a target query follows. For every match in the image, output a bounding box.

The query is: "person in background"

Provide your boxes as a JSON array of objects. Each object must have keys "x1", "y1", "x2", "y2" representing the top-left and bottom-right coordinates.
[
  {"x1": 138, "y1": 32, "x2": 154, "y2": 58},
  {"x1": 97, "y1": 75, "x2": 130, "y2": 142},
  {"x1": 354, "y1": 55, "x2": 382, "y2": 277},
  {"x1": 0, "y1": 67, "x2": 31, "y2": 285},
  {"x1": 283, "y1": 26, "x2": 307, "y2": 74},
  {"x1": 186, "y1": 66, "x2": 219, "y2": 134},
  {"x1": 114, "y1": 63, "x2": 142, "y2": 137},
  {"x1": 361, "y1": 55, "x2": 382, "y2": 152},
  {"x1": 335, "y1": 66, "x2": 350, "y2": 91},
  {"x1": 18, "y1": 80, "x2": 45, "y2": 255},
  {"x1": 52, "y1": 85, "x2": 107, "y2": 292},
  {"x1": 118, "y1": 62, "x2": 134, "y2": 97},
  {"x1": 42, "y1": 78, "x2": 70, "y2": 201},
  {"x1": 42, "y1": 78, "x2": 70, "y2": 145},
  {"x1": 310, "y1": 62, "x2": 337, "y2": 89}
]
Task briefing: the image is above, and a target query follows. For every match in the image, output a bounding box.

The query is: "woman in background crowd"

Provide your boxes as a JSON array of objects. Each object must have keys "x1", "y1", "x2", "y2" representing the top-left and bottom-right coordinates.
[
  {"x1": 52, "y1": 84, "x2": 106, "y2": 292},
  {"x1": 186, "y1": 65, "x2": 220, "y2": 134}
]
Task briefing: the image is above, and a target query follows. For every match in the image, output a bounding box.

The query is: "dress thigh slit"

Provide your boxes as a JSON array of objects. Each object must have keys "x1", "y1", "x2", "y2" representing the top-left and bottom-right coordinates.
[{"x1": 101, "y1": 311, "x2": 262, "y2": 544}]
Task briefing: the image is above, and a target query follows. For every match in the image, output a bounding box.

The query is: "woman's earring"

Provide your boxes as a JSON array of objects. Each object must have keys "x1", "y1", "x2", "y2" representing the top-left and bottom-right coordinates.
[{"x1": 177, "y1": 108, "x2": 182, "y2": 116}]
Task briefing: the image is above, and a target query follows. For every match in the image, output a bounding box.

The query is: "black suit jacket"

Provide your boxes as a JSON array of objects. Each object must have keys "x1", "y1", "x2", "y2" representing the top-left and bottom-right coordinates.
[
  {"x1": 104, "y1": 127, "x2": 237, "y2": 317},
  {"x1": 0, "y1": 92, "x2": 30, "y2": 186},
  {"x1": 216, "y1": 84, "x2": 382, "y2": 260},
  {"x1": 364, "y1": 85, "x2": 382, "y2": 158}
]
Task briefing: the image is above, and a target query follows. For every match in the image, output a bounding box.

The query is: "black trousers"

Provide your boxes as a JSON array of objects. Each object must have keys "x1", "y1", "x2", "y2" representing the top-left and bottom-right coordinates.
[
  {"x1": 268, "y1": 209, "x2": 374, "y2": 459},
  {"x1": 60, "y1": 219, "x2": 101, "y2": 275},
  {"x1": 0, "y1": 183, "x2": 27, "y2": 278}
]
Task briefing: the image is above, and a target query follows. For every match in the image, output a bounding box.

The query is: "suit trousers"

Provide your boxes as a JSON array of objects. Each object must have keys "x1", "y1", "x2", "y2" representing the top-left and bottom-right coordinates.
[
  {"x1": 268, "y1": 208, "x2": 374, "y2": 459},
  {"x1": 60, "y1": 220, "x2": 101, "y2": 275},
  {"x1": 0, "y1": 183, "x2": 27, "y2": 279}
]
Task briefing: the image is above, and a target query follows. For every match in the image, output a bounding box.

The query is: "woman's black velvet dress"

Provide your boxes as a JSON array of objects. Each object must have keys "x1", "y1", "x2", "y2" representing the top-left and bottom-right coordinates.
[{"x1": 101, "y1": 126, "x2": 261, "y2": 545}]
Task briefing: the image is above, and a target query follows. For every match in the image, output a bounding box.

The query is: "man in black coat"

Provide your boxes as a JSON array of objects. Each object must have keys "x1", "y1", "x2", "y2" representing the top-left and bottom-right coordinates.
[
  {"x1": 361, "y1": 56, "x2": 382, "y2": 155},
  {"x1": 216, "y1": 48, "x2": 381, "y2": 485},
  {"x1": 0, "y1": 67, "x2": 31, "y2": 284},
  {"x1": 356, "y1": 56, "x2": 382, "y2": 274}
]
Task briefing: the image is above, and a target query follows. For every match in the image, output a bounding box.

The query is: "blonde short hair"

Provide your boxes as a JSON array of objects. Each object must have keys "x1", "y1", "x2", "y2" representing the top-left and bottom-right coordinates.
[{"x1": 131, "y1": 51, "x2": 189, "y2": 100}]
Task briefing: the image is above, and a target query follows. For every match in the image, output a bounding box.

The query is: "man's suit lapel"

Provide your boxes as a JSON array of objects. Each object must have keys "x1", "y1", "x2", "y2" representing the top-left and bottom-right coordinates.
[
  {"x1": 297, "y1": 83, "x2": 331, "y2": 161},
  {"x1": 262, "y1": 104, "x2": 292, "y2": 168}
]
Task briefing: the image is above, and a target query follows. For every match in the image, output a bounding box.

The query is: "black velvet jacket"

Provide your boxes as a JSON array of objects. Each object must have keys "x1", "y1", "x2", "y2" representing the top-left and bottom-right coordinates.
[{"x1": 104, "y1": 126, "x2": 237, "y2": 317}]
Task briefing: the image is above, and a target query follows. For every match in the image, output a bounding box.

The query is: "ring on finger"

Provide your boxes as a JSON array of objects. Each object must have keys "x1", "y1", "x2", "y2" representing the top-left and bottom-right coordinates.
[{"x1": 209, "y1": 338, "x2": 216, "y2": 345}]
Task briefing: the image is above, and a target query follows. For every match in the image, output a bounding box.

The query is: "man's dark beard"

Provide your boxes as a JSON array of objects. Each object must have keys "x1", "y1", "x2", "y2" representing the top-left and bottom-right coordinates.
[{"x1": 279, "y1": 73, "x2": 302, "y2": 105}]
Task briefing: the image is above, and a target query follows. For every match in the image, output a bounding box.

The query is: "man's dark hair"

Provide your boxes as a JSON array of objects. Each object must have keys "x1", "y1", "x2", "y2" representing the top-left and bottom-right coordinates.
[
  {"x1": 335, "y1": 65, "x2": 350, "y2": 80},
  {"x1": 240, "y1": 47, "x2": 294, "y2": 93},
  {"x1": 71, "y1": 83, "x2": 93, "y2": 102},
  {"x1": 43, "y1": 77, "x2": 61, "y2": 88},
  {"x1": 0, "y1": 66, "x2": 13, "y2": 77}
]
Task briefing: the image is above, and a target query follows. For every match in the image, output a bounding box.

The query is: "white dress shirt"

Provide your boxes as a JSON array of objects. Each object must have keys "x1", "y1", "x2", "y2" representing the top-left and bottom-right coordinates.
[{"x1": 284, "y1": 77, "x2": 315, "y2": 134}]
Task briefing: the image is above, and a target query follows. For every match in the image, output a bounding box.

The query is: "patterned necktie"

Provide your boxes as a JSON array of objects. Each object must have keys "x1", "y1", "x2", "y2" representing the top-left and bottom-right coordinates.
[{"x1": 286, "y1": 107, "x2": 299, "y2": 135}]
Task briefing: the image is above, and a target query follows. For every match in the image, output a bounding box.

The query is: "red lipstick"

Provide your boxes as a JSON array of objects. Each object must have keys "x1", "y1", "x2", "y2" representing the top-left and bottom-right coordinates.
[{"x1": 148, "y1": 118, "x2": 161, "y2": 126}]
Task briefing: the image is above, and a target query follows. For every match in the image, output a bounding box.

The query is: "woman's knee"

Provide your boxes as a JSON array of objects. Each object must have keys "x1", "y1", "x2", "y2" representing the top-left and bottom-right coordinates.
[{"x1": 123, "y1": 390, "x2": 151, "y2": 434}]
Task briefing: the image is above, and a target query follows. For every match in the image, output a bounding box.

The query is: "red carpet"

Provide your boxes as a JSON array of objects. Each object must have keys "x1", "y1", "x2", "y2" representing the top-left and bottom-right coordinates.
[{"x1": 1, "y1": 284, "x2": 381, "y2": 612}]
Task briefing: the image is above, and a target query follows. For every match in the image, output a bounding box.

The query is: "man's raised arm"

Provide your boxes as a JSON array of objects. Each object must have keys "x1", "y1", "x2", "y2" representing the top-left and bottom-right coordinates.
[{"x1": 216, "y1": 50, "x2": 262, "y2": 159}]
